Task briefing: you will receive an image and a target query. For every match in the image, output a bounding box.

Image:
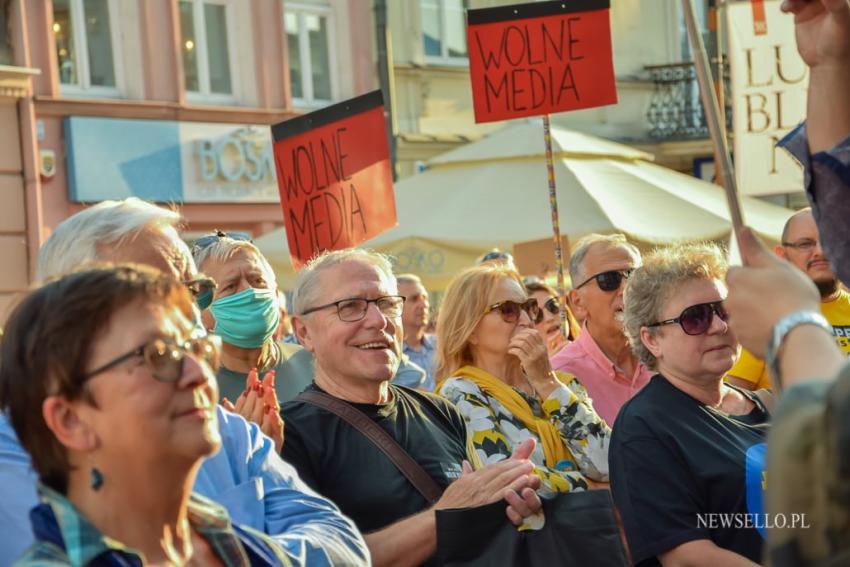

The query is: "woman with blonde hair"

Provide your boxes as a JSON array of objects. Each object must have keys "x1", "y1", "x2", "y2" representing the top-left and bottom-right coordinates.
[{"x1": 436, "y1": 264, "x2": 609, "y2": 495}]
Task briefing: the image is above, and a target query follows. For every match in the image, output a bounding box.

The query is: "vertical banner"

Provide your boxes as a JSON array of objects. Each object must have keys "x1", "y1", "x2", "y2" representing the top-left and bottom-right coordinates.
[
  {"x1": 750, "y1": 0, "x2": 768, "y2": 35},
  {"x1": 727, "y1": 0, "x2": 807, "y2": 196},
  {"x1": 466, "y1": 0, "x2": 617, "y2": 124},
  {"x1": 272, "y1": 91, "x2": 397, "y2": 268}
]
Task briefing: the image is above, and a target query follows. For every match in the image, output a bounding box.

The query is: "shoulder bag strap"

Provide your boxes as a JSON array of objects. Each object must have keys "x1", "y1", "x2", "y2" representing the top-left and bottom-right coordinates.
[
  {"x1": 295, "y1": 389, "x2": 444, "y2": 504},
  {"x1": 752, "y1": 388, "x2": 775, "y2": 414}
]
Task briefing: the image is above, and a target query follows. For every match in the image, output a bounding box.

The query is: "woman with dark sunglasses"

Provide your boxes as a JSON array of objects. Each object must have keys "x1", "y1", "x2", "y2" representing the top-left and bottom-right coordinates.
[
  {"x1": 610, "y1": 243, "x2": 769, "y2": 567},
  {"x1": 525, "y1": 281, "x2": 581, "y2": 356},
  {"x1": 0, "y1": 265, "x2": 291, "y2": 565},
  {"x1": 434, "y1": 264, "x2": 610, "y2": 498}
]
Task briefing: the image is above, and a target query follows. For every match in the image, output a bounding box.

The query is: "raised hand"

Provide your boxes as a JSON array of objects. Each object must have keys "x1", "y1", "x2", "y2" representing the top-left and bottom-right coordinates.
[
  {"x1": 260, "y1": 370, "x2": 284, "y2": 452},
  {"x1": 781, "y1": 0, "x2": 850, "y2": 152},
  {"x1": 221, "y1": 368, "x2": 284, "y2": 452},
  {"x1": 508, "y1": 328, "x2": 559, "y2": 398},
  {"x1": 781, "y1": 0, "x2": 850, "y2": 67}
]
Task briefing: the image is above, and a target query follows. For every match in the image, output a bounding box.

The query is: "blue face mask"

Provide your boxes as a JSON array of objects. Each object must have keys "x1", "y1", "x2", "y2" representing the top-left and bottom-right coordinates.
[{"x1": 210, "y1": 287, "x2": 280, "y2": 349}]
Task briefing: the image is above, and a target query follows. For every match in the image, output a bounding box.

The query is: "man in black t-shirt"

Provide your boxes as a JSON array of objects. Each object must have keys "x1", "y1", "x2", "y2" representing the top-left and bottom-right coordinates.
[
  {"x1": 283, "y1": 384, "x2": 470, "y2": 533},
  {"x1": 283, "y1": 249, "x2": 544, "y2": 567}
]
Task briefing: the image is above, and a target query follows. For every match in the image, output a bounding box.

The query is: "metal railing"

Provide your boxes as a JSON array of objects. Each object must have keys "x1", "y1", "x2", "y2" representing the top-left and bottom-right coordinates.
[{"x1": 644, "y1": 61, "x2": 732, "y2": 141}]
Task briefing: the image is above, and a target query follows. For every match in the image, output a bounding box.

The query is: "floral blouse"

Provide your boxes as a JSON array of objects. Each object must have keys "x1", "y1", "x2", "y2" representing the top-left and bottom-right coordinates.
[{"x1": 439, "y1": 372, "x2": 611, "y2": 497}]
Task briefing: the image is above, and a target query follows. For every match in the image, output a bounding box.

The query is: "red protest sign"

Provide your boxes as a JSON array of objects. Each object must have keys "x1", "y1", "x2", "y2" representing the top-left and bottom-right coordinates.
[
  {"x1": 272, "y1": 91, "x2": 397, "y2": 269},
  {"x1": 467, "y1": 0, "x2": 617, "y2": 123}
]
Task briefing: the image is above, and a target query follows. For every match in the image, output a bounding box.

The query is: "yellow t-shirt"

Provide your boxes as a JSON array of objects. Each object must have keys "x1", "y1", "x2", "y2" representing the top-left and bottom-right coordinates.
[{"x1": 726, "y1": 289, "x2": 850, "y2": 390}]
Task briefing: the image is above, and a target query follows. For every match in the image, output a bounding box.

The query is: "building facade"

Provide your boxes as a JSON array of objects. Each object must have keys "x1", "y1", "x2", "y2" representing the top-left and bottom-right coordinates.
[
  {"x1": 0, "y1": 0, "x2": 375, "y2": 318},
  {"x1": 0, "y1": 0, "x2": 805, "y2": 318},
  {"x1": 386, "y1": 0, "x2": 722, "y2": 178}
]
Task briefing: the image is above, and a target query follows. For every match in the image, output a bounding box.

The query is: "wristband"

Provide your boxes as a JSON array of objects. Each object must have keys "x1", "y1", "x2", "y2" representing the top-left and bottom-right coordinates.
[{"x1": 766, "y1": 310, "x2": 832, "y2": 389}]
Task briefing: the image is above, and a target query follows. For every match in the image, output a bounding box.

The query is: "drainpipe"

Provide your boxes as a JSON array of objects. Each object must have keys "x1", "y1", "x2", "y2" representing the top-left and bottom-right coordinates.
[
  {"x1": 10, "y1": 0, "x2": 44, "y2": 282},
  {"x1": 374, "y1": 0, "x2": 397, "y2": 180}
]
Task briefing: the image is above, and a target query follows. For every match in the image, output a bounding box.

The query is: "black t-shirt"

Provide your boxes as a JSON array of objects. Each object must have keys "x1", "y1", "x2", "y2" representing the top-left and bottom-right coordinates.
[
  {"x1": 281, "y1": 383, "x2": 471, "y2": 533},
  {"x1": 610, "y1": 375, "x2": 770, "y2": 566}
]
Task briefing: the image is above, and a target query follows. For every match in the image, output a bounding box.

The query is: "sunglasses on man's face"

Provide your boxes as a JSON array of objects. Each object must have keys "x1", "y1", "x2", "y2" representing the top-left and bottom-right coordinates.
[
  {"x1": 647, "y1": 301, "x2": 729, "y2": 336},
  {"x1": 483, "y1": 299, "x2": 540, "y2": 324},
  {"x1": 575, "y1": 269, "x2": 634, "y2": 292}
]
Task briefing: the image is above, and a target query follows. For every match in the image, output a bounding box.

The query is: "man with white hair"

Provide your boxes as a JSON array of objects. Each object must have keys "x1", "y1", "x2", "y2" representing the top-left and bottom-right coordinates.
[
  {"x1": 282, "y1": 248, "x2": 544, "y2": 567},
  {"x1": 551, "y1": 233, "x2": 652, "y2": 425},
  {"x1": 0, "y1": 198, "x2": 368, "y2": 567},
  {"x1": 192, "y1": 232, "x2": 313, "y2": 405}
]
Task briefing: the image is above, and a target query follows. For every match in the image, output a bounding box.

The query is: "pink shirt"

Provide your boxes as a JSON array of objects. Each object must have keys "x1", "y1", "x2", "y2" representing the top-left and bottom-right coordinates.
[{"x1": 550, "y1": 323, "x2": 653, "y2": 426}]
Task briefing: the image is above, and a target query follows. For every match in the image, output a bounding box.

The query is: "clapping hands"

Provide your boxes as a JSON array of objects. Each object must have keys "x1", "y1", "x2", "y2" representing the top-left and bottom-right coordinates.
[{"x1": 222, "y1": 368, "x2": 285, "y2": 452}]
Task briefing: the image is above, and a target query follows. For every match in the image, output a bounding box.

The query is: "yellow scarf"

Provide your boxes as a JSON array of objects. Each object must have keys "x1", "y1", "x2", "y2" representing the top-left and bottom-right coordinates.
[{"x1": 448, "y1": 365, "x2": 571, "y2": 469}]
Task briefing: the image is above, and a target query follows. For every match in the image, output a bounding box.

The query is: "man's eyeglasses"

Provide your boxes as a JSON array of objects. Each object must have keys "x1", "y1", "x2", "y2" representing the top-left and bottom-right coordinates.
[
  {"x1": 782, "y1": 238, "x2": 818, "y2": 253},
  {"x1": 81, "y1": 335, "x2": 221, "y2": 383},
  {"x1": 301, "y1": 295, "x2": 405, "y2": 322},
  {"x1": 575, "y1": 269, "x2": 634, "y2": 292},
  {"x1": 534, "y1": 297, "x2": 560, "y2": 324},
  {"x1": 484, "y1": 299, "x2": 540, "y2": 324},
  {"x1": 646, "y1": 301, "x2": 728, "y2": 336},
  {"x1": 192, "y1": 230, "x2": 253, "y2": 254},
  {"x1": 184, "y1": 276, "x2": 217, "y2": 310}
]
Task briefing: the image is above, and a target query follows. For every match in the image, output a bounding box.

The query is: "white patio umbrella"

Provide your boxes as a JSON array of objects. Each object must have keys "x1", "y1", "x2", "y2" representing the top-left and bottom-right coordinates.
[{"x1": 256, "y1": 119, "x2": 792, "y2": 289}]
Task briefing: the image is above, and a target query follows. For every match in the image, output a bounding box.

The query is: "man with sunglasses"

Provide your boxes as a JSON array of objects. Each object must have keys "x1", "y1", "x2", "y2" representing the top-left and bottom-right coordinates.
[
  {"x1": 0, "y1": 198, "x2": 369, "y2": 566},
  {"x1": 550, "y1": 234, "x2": 652, "y2": 425},
  {"x1": 726, "y1": 208, "x2": 850, "y2": 392},
  {"x1": 282, "y1": 249, "x2": 545, "y2": 567}
]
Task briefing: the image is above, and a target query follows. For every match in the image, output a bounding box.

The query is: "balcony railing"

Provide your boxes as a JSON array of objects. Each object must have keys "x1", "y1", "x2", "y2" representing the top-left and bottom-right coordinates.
[{"x1": 644, "y1": 61, "x2": 731, "y2": 142}]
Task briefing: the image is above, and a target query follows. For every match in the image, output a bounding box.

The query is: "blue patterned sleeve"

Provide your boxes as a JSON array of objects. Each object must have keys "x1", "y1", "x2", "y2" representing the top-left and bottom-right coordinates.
[{"x1": 780, "y1": 124, "x2": 850, "y2": 286}]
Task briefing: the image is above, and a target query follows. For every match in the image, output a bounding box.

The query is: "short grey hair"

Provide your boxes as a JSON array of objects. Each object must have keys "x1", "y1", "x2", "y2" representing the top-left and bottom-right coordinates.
[
  {"x1": 192, "y1": 236, "x2": 276, "y2": 284},
  {"x1": 623, "y1": 242, "x2": 728, "y2": 370},
  {"x1": 37, "y1": 198, "x2": 181, "y2": 281},
  {"x1": 292, "y1": 248, "x2": 395, "y2": 315},
  {"x1": 569, "y1": 233, "x2": 641, "y2": 284},
  {"x1": 396, "y1": 273, "x2": 423, "y2": 287}
]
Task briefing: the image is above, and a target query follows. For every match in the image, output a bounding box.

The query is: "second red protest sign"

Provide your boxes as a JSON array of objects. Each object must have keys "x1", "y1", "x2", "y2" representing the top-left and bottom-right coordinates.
[
  {"x1": 271, "y1": 90, "x2": 397, "y2": 269},
  {"x1": 467, "y1": 0, "x2": 618, "y2": 123}
]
